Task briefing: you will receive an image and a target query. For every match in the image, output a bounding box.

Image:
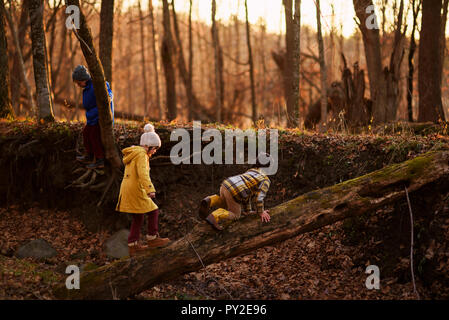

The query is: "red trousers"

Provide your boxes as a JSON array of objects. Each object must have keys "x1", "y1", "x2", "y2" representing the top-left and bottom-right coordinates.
[
  {"x1": 83, "y1": 124, "x2": 105, "y2": 159},
  {"x1": 128, "y1": 209, "x2": 159, "y2": 243}
]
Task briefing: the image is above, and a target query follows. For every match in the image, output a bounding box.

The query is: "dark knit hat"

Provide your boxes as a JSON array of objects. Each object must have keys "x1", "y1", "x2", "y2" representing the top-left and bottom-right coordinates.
[{"x1": 72, "y1": 65, "x2": 91, "y2": 81}]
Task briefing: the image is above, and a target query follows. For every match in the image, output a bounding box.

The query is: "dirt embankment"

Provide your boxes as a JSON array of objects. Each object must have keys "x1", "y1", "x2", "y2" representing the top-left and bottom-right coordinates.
[{"x1": 1, "y1": 120, "x2": 449, "y2": 299}]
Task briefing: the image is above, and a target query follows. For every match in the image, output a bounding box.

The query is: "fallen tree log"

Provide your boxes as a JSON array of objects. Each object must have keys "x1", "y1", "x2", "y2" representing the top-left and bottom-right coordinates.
[{"x1": 53, "y1": 150, "x2": 449, "y2": 299}]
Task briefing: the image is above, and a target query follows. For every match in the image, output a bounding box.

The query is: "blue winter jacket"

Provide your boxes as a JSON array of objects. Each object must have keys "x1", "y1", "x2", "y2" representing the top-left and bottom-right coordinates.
[{"x1": 82, "y1": 79, "x2": 114, "y2": 126}]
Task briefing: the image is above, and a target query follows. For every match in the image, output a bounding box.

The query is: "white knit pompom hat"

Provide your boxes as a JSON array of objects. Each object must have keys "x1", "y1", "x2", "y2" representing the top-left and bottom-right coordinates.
[{"x1": 140, "y1": 124, "x2": 161, "y2": 148}]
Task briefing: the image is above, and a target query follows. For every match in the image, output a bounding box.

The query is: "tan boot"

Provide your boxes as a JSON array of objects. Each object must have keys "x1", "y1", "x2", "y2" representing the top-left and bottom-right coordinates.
[
  {"x1": 146, "y1": 233, "x2": 171, "y2": 248},
  {"x1": 128, "y1": 241, "x2": 149, "y2": 257}
]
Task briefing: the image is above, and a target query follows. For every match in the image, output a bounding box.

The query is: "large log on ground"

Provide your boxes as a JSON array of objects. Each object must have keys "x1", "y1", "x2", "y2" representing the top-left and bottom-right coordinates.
[{"x1": 53, "y1": 150, "x2": 449, "y2": 299}]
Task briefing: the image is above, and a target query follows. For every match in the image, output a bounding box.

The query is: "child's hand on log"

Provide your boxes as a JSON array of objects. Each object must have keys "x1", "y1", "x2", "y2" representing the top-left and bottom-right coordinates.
[
  {"x1": 260, "y1": 210, "x2": 270, "y2": 223},
  {"x1": 148, "y1": 192, "x2": 156, "y2": 199}
]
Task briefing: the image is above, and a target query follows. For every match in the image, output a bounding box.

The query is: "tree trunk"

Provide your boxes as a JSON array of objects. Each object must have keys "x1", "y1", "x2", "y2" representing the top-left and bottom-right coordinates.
[
  {"x1": 53, "y1": 150, "x2": 449, "y2": 299},
  {"x1": 9, "y1": 0, "x2": 29, "y2": 114},
  {"x1": 66, "y1": 0, "x2": 121, "y2": 169},
  {"x1": 341, "y1": 56, "x2": 369, "y2": 126},
  {"x1": 211, "y1": 0, "x2": 224, "y2": 123},
  {"x1": 161, "y1": 0, "x2": 177, "y2": 120},
  {"x1": 439, "y1": 0, "x2": 449, "y2": 86},
  {"x1": 418, "y1": 0, "x2": 445, "y2": 123},
  {"x1": 354, "y1": 0, "x2": 405, "y2": 124},
  {"x1": 353, "y1": 0, "x2": 386, "y2": 124},
  {"x1": 0, "y1": 0, "x2": 14, "y2": 119},
  {"x1": 384, "y1": 0, "x2": 405, "y2": 122},
  {"x1": 244, "y1": 0, "x2": 257, "y2": 124},
  {"x1": 125, "y1": 8, "x2": 133, "y2": 116},
  {"x1": 171, "y1": 0, "x2": 210, "y2": 122},
  {"x1": 149, "y1": 0, "x2": 163, "y2": 120},
  {"x1": 316, "y1": 0, "x2": 327, "y2": 132},
  {"x1": 188, "y1": 0, "x2": 193, "y2": 121},
  {"x1": 137, "y1": 0, "x2": 149, "y2": 118},
  {"x1": 407, "y1": 0, "x2": 420, "y2": 123},
  {"x1": 28, "y1": 0, "x2": 54, "y2": 122},
  {"x1": 283, "y1": 0, "x2": 301, "y2": 128},
  {"x1": 99, "y1": 0, "x2": 114, "y2": 85}
]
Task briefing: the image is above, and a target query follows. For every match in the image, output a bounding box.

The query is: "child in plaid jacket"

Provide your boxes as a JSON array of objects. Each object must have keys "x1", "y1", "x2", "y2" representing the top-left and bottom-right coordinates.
[{"x1": 199, "y1": 154, "x2": 272, "y2": 230}]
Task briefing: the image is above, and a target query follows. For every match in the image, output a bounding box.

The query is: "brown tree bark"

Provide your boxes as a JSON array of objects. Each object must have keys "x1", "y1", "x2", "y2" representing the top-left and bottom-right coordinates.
[
  {"x1": 125, "y1": 8, "x2": 133, "y2": 116},
  {"x1": 171, "y1": 0, "x2": 210, "y2": 122},
  {"x1": 283, "y1": 0, "x2": 301, "y2": 128},
  {"x1": 211, "y1": 0, "x2": 224, "y2": 122},
  {"x1": 0, "y1": 0, "x2": 14, "y2": 119},
  {"x1": 53, "y1": 150, "x2": 449, "y2": 299},
  {"x1": 161, "y1": 0, "x2": 177, "y2": 120},
  {"x1": 27, "y1": 0, "x2": 54, "y2": 122},
  {"x1": 99, "y1": 0, "x2": 114, "y2": 85},
  {"x1": 439, "y1": 0, "x2": 449, "y2": 86},
  {"x1": 149, "y1": 0, "x2": 163, "y2": 119},
  {"x1": 66, "y1": 0, "x2": 121, "y2": 169},
  {"x1": 137, "y1": 0, "x2": 149, "y2": 118},
  {"x1": 244, "y1": 0, "x2": 257, "y2": 123},
  {"x1": 188, "y1": 0, "x2": 193, "y2": 121},
  {"x1": 418, "y1": 0, "x2": 445, "y2": 122},
  {"x1": 384, "y1": 0, "x2": 405, "y2": 122},
  {"x1": 9, "y1": 0, "x2": 29, "y2": 113},
  {"x1": 407, "y1": 0, "x2": 421, "y2": 122},
  {"x1": 316, "y1": 0, "x2": 327, "y2": 132},
  {"x1": 353, "y1": 0, "x2": 405, "y2": 124},
  {"x1": 341, "y1": 56, "x2": 369, "y2": 126},
  {"x1": 353, "y1": 0, "x2": 385, "y2": 123}
]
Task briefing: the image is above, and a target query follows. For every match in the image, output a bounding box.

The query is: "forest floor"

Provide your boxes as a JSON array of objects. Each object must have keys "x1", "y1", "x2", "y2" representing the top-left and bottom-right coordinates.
[
  {"x1": 1, "y1": 120, "x2": 449, "y2": 299},
  {"x1": 0, "y1": 205, "x2": 423, "y2": 300}
]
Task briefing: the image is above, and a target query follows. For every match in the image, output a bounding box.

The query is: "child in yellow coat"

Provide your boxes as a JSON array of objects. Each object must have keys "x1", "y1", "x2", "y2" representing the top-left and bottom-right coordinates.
[{"x1": 116, "y1": 124, "x2": 170, "y2": 256}]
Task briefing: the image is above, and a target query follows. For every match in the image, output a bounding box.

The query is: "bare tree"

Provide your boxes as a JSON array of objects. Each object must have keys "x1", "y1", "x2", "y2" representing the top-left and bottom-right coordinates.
[
  {"x1": 407, "y1": 0, "x2": 421, "y2": 122},
  {"x1": 418, "y1": 0, "x2": 445, "y2": 122},
  {"x1": 149, "y1": 0, "x2": 163, "y2": 119},
  {"x1": 211, "y1": 0, "x2": 224, "y2": 122},
  {"x1": 99, "y1": 0, "x2": 114, "y2": 85},
  {"x1": 137, "y1": 0, "x2": 149, "y2": 118},
  {"x1": 439, "y1": 0, "x2": 449, "y2": 86},
  {"x1": 0, "y1": 0, "x2": 14, "y2": 119},
  {"x1": 353, "y1": 0, "x2": 405, "y2": 123},
  {"x1": 244, "y1": 0, "x2": 257, "y2": 123},
  {"x1": 9, "y1": 0, "x2": 29, "y2": 113},
  {"x1": 315, "y1": 0, "x2": 327, "y2": 131},
  {"x1": 283, "y1": 0, "x2": 301, "y2": 127},
  {"x1": 188, "y1": 0, "x2": 193, "y2": 121},
  {"x1": 161, "y1": 0, "x2": 177, "y2": 120},
  {"x1": 27, "y1": 0, "x2": 54, "y2": 122}
]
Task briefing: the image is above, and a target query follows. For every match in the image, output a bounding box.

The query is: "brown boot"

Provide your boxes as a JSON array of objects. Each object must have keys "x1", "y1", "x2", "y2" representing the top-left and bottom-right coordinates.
[
  {"x1": 128, "y1": 241, "x2": 149, "y2": 257},
  {"x1": 198, "y1": 197, "x2": 211, "y2": 219},
  {"x1": 205, "y1": 213, "x2": 223, "y2": 231},
  {"x1": 146, "y1": 233, "x2": 171, "y2": 248}
]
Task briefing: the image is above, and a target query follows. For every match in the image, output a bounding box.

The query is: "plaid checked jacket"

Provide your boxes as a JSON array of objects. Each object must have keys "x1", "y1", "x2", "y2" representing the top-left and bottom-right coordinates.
[{"x1": 222, "y1": 168, "x2": 271, "y2": 214}]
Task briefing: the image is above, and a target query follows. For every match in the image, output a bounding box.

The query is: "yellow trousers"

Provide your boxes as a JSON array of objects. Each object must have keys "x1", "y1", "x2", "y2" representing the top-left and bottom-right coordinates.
[{"x1": 210, "y1": 185, "x2": 242, "y2": 222}]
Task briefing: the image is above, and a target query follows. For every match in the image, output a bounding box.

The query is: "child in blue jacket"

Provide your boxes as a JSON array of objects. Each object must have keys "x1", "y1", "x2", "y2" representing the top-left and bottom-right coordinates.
[{"x1": 72, "y1": 65, "x2": 114, "y2": 169}]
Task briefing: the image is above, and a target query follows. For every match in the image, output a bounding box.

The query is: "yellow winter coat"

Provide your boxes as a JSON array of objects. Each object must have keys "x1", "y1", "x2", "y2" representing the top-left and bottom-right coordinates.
[{"x1": 116, "y1": 146, "x2": 158, "y2": 214}]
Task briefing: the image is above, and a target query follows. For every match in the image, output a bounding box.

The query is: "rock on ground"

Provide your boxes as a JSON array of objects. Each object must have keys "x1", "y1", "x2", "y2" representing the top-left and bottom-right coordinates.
[
  {"x1": 15, "y1": 239, "x2": 58, "y2": 259},
  {"x1": 103, "y1": 229, "x2": 129, "y2": 259}
]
